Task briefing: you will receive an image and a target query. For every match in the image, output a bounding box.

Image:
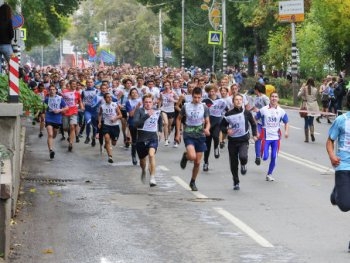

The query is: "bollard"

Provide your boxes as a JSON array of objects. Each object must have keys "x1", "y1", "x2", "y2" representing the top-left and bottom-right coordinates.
[{"x1": 0, "y1": 145, "x2": 13, "y2": 261}]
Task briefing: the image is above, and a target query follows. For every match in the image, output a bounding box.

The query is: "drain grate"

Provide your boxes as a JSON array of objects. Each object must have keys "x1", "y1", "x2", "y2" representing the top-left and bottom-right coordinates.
[{"x1": 24, "y1": 177, "x2": 74, "y2": 183}]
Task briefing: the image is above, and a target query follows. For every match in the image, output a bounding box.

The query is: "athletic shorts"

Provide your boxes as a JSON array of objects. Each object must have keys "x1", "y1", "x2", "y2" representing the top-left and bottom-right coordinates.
[
  {"x1": 184, "y1": 136, "x2": 207, "y2": 153},
  {"x1": 45, "y1": 122, "x2": 61, "y2": 129},
  {"x1": 62, "y1": 114, "x2": 78, "y2": 130},
  {"x1": 162, "y1": 111, "x2": 175, "y2": 119},
  {"x1": 102, "y1": 124, "x2": 120, "y2": 141},
  {"x1": 121, "y1": 109, "x2": 128, "y2": 119},
  {"x1": 136, "y1": 138, "x2": 158, "y2": 159}
]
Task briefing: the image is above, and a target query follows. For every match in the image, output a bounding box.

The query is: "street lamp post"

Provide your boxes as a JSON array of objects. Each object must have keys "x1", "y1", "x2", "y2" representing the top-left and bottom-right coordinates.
[
  {"x1": 222, "y1": 0, "x2": 227, "y2": 72},
  {"x1": 181, "y1": 0, "x2": 185, "y2": 69},
  {"x1": 159, "y1": 9, "x2": 163, "y2": 68}
]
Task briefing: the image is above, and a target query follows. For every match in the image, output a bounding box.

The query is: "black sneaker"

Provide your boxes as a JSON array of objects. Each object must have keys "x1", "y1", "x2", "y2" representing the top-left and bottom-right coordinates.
[
  {"x1": 255, "y1": 157, "x2": 261, "y2": 166},
  {"x1": 49, "y1": 150, "x2": 55, "y2": 159},
  {"x1": 316, "y1": 117, "x2": 321, "y2": 123},
  {"x1": 68, "y1": 144, "x2": 73, "y2": 152},
  {"x1": 233, "y1": 184, "x2": 240, "y2": 190},
  {"x1": 91, "y1": 138, "x2": 96, "y2": 147},
  {"x1": 330, "y1": 188, "x2": 337, "y2": 206},
  {"x1": 84, "y1": 137, "x2": 90, "y2": 144},
  {"x1": 108, "y1": 156, "x2": 113, "y2": 163},
  {"x1": 214, "y1": 147, "x2": 220, "y2": 159},
  {"x1": 132, "y1": 155, "x2": 137, "y2": 165},
  {"x1": 38, "y1": 132, "x2": 43, "y2": 138},
  {"x1": 241, "y1": 165, "x2": 247, "y2": 175},
  {"x1": 180, "y1": 152, "x2": 187, "y2": 169},
  {"x1": 189, "y1": 182, "x2": 198, "y2": 191},
  {"x1": 220, "y1": 141, "x2": 225, "y2": 149},
  {"x1": 76, "y1": 136, "x2": 80, "y2": 143},
  {"x1": 203, "y1": 163, "x2": 209, "y2": 172}
]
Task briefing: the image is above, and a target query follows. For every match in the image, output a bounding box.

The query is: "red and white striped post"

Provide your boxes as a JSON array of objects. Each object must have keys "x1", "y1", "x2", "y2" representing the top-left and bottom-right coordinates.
[{"x1": 8, "y1": 56, "x2": 19, "y2": 103}]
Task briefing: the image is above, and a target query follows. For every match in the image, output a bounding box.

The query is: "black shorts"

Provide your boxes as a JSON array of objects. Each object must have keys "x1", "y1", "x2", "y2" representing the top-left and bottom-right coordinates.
[
  {"x1": 136, "y1": 138, "x2": 158, "y2": 159},
  {"x1": 121, "y1": 109, "x2": 128, "y2": 119},
  {"x1": 102, "y1": 125, "x2": 120, "y2": 141},
  {"x1": 45, "y1": 122, "x2": 61, "y2": 129},
  {"x1": 162, "y1": 111, "x2": 175, "y2": 119}
]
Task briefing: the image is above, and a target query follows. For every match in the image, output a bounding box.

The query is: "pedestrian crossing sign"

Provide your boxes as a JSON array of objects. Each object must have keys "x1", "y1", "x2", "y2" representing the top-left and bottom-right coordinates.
[{"x1": 208, "y1": 31, "x2": 222, "y2": 45}]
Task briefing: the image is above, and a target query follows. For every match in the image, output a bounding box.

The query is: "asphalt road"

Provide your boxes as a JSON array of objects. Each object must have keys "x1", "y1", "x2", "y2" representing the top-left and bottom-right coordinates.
[{"x1": 8, "y1": 109, "x2": 350, "y2": 263}]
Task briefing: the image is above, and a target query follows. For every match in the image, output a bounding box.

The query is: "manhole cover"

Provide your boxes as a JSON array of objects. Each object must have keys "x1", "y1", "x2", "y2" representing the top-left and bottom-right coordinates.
[{"x1": 187, "y1": 198, "x2": 223, "y2": 202}]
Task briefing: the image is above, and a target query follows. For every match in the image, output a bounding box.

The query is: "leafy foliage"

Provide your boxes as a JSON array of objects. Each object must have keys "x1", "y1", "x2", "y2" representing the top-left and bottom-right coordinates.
[
  {"x1": 67, "y1": 0, "x2": 158, "y2": 66},
  {"x1": 7, "y1": 0, "x2": 81, "y2": 50},
  {"x1": 0, "y1": 75, "x2": 43, "y2": 113}
]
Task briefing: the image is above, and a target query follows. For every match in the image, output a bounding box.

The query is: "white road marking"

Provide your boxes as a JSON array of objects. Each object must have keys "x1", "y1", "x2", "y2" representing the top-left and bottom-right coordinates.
[
  {"x1": 288, "y1": 125, "x2": 301, "y2": 130},
  {"x1": 213, "y1": 207, "x2": 274, "y2": 248},
  {"x1": 172, "y1": 176, "x2": 208, "y2": 199},
  {"x1": 279, "y1": 151, "x2": 333, "y2": 173},
  {"x1": 288, "y1": 125, "x2": 320, "y2": 134},
  {"x1": 157, "y1": 165, "x2": 170, "y2": 171}
]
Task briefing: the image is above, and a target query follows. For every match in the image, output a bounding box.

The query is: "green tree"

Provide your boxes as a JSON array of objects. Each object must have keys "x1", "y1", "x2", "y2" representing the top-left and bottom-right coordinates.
[
  {"x1": 67, "y1": 0, "x2": 158, "y2": 66},
  {"x1": 312, "y1": 0, "x2": 350, "y2": 73},
  {"x1": 7, "y1": 0, "x2": 81, "y2": 50}
]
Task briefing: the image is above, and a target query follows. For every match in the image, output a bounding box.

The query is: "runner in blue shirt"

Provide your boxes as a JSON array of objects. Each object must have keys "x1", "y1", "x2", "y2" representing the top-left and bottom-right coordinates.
[{"x1": 44, "y1": 84, "x2": 68, "y2": 159}]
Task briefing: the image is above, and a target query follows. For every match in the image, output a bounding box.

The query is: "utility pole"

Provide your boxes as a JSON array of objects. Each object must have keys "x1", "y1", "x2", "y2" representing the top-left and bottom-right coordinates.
[
  {"x1": 159, "y1": 9, "x2": 163, "y2": 68},
  {"x1": 181, "y1": 0, "x2": 185, "y2": 69},
  {"x1": 222, "y1": 0, "x2": 227, "y2": 72}
]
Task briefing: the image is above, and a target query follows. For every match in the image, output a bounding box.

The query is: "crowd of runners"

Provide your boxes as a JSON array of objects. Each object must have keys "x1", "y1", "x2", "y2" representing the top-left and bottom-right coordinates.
[{"x1": 24, "y1": 64, "x2": 289, "y2": 191}]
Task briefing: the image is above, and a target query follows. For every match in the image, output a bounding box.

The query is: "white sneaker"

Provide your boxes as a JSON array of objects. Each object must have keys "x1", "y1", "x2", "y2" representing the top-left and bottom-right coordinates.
[
  {"x1": 266, "y1": 175, "x2": 275, "y2": 181},
  {"x1": 164, "y1": 140, "x2": 169, "y2": 146},
  {"x1": 149, "y1": 176, "x2": 157, "y2": 187},
  {"x1": 173, "y1": 142, "x2": 178, "y2": 148}
]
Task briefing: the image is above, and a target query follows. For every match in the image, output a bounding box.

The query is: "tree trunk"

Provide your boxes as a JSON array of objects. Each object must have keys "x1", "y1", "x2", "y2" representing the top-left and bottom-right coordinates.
[{"x1": 247, "y1": 53, "x2": 255, "y2": 77}]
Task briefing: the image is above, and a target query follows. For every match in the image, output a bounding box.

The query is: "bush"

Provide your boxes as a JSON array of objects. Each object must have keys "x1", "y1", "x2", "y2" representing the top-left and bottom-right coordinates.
[{"x1": 0, "y1": 75, "x2": 43, "y2": 114}]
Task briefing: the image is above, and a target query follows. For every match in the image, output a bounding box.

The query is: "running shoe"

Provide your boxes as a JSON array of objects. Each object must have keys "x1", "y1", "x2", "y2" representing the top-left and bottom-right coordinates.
[
  {"x1": 241, "y1": 165, "x2": 247, "y2": 175},
  {"x1": 38, "y1": 132, "x2": 43, "y2": 138},
  {"x1": 84, "y1": 137, "x2": 90, "y2": 144},
  {"x1": 219, "y1": 141, "x2": 225, "y2": 149},
  {"x1": 173, "y1": 142, "x2": 179, "y2": 148},
  {"x1": 164, "y1": 139, "x2": 169, "y2": 146},
  {"x1": 149, "y1": 176, "x2": 157, "y2": 187},
  {"x1": 189, "y1": 181, "x2": 198, "y2": 191},
  {"x1": 132, "y1": 155, "x2": 137, "y2": 165},
  {"x1": 214, "y1": 147, "x2": 220, "y2": 158},
  {"x1": 91, "y1": 138, "x2": 96, "y2": 147},
  {"x1": 233, "y1": 184, "x2": 240, "y2": 190},
  {"x1": 266, "y1": 175, "x2": 275, "y2": 181},
  {"x1": 255, "y1": 157, "x2": 261, "y2": 166},
  {"x1": 49, "y1": 150, "x2": 55, "y2": 159},
  {"x1": 108, "y1": 156, "x2": 113, "y2": 163},
  {"x1": 141, "y1": 169, "x2": 146, "y2": 184},
  {"x1": 76, "y1": 136, "x2": 80, "y2": 143},
  {"x1": 203, "y1": 163, "x2": 209, "y2": 172},
  {"x1": 68, "y1": 144, "x2": 73, "y2": 152},
  {"x1": 180, "y1": 152, "x2": 187, "y2": 169}
]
